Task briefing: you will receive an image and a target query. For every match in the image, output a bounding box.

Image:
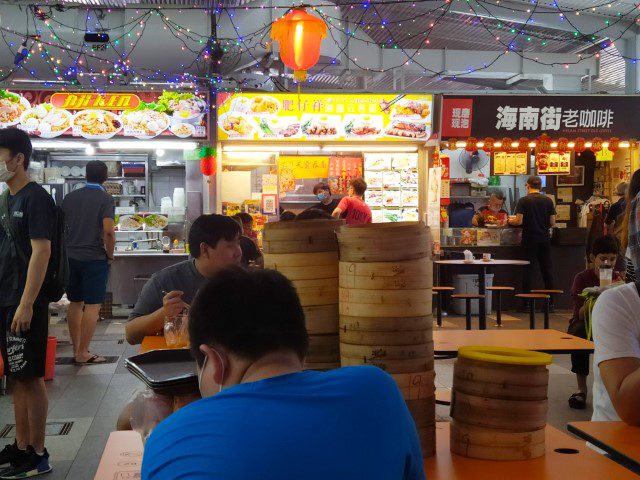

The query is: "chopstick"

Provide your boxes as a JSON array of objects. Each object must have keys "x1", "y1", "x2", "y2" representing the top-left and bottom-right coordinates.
[{"x1": 161, "y1": 291, "x2": 191, "y2": 310}]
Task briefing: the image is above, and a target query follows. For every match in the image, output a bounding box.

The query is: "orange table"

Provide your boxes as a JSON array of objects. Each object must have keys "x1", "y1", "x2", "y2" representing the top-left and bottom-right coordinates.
[
  {"x1": 434, "y1": 329, "x2": 594, "y2": 355},
  {"x1": 568, "y1": 421, "x2": 640, "y2": 471},
  {"x1": 94, "y1": 431, "x2": 143, "y2": 480},
  {"x1": 424, "y1": 422, "x2": 639, "y2": 479},
  {"x1": 140, "y1": 335, "x2": 171, "y2": 353}
]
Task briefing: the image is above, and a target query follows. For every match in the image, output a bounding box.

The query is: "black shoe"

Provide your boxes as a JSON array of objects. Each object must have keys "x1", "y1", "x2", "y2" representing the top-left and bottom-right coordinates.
[
  {"x1": 0, "y1": 442, "x2": 26, "y2": 468},
  {"x1": 0, "y1": 446, "x2": 51, "y2": 479}
]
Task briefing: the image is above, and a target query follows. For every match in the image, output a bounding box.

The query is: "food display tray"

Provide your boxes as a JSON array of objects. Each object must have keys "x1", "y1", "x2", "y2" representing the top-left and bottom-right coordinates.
[{"x1": 125, "y1": 349, "x2": 197, "y2": 392}]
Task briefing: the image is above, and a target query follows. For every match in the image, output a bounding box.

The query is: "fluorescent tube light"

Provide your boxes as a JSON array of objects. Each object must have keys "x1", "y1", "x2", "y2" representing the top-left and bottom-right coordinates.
[
  {"x1": 323, "y1": 145, "x2": 418, "y2": 153},
  {"x1": 222, "y1": 144, "x2": 321, "y2": 152},
  {"x1": 32, "y1": 140, "x2": 90, "y2": 149},
  {"x1": 98, "y1": 140, "x2": 198, "y2": 150}
]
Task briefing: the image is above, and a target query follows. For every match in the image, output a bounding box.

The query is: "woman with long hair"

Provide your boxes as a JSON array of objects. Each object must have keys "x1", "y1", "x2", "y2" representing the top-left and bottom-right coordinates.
[{"x1": 620, "y1": 169, "x2": 640, "y2": 281}]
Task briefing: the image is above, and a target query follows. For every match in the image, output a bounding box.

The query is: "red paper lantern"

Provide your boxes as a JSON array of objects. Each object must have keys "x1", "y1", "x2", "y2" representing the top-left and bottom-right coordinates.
[
  {"x1": 609, "y1": 137, "x2": 620, "y2": 153},
  {"x1": 591, "y1": 137, "x2": 603, "y2": 152},
  {"x1": 574, "y1": 137, "x2": 586, "y2": 153},
  {"x1": 466, "y1": 137, "x2": 478, "y2": 152},
  {"x1": 557, "y1": 137, "x2": 569, "y2": 154},
  {"x1": 501, "y1": 137, "x2": 512, "y2": 151},
  {"x1": 537, "y1": 134, "x2": 552, "y2": 153},
  {"x1": 482, "y1": 137, "x2": 495, "y2": 153},
  {"x1": 518, "y1": 137, "x2": 529, "y2": 153},
  {"x1": 200, "y1": 156, "x2": 216, "y2": 176},
  {"x1": 270, "y1": 8, "x2": 327, "y2": 82}
]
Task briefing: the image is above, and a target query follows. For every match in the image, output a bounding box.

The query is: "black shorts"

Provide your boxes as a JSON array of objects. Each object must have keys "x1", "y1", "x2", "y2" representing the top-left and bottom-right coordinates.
[{"x1": 0, "y1": 301, "x2": 49, "y2": 378}]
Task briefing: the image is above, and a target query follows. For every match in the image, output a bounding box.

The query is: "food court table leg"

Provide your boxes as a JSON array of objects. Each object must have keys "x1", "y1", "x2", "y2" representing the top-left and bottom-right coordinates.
[{"x1": 478, "y1": 266, "x2": 487, "y2": 330}]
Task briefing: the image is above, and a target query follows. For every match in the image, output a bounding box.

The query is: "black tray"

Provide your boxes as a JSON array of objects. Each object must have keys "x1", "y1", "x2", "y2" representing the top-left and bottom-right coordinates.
[{"x1": 125, "y1": 348, "x2": 198, "y2": 391}]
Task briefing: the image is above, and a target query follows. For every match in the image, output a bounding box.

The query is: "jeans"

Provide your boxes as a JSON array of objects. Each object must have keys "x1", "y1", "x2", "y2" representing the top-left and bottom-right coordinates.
[{"x1": 522, "y1": 239, "x2": 554, "y2": 296}]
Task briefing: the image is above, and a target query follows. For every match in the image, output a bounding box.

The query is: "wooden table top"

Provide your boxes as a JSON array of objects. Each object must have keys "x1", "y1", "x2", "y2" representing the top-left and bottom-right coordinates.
[
  {"x1": 94, "y1": 431, "x2": 143, "y2": 480},
  {"x1": 433, "y1": 329, "x2": 594, "y2": 355},
  {"x1": 140, "y1": 335, "x2": 171, "y2": 353},
  {"x1": 435, "y1": 259, "x2": 530, "y2": 266},
  {"x1": 568, "y1": 421, "x2": 640, "y2": 469},
  {"x1": 424, "y1": 422, "x2": 639, "y2": 479}
]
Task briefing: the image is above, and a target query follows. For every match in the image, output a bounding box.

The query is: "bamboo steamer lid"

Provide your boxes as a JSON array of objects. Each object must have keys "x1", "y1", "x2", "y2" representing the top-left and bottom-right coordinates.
[
  {"x1": 337, "y1": 223, "x2": 431, "y2": 262},
  {"x1": 263, "y1": 219, "x2": 343, "y2": 241},
  {"x1": 340, "y1": 300, "x2": 431, "y2": 318},
  {"x1": 450, "y1": 420, "x2": 546, "y2": 461},
  {"x1": 451, "y1": 391, "x2": 548, "y2": 431},
  {"x1": 392, "y1": 370, "x2": 436, "y2": 400},
  {"x1": 295, "y1": 280, "x2": 339, "y2": 306},
  {"x1": 406, "y1": 396, "x2": 436, "y2": 427},
  {"x1": 270, "y1": 264, "x2": 339, "y2": 281},
  {"x1": 303, "y1": 361, "x2": 340, "y2": 371},
  {"x1": 304, "y1": 305, "x2": 339, "y2": 335},
  {"x1": 340, "y1": 329, "x2": 431, "y2": 346},
  {"x1": 340, "y1": 288, "x2": 431, "y2": 305},
  {"x1": 338, "y1": 221, "x2": 427, "y2": 238},
  {"x1": 264, "y1": 251, "x2": 338, "y2": 268},
  {"x1": 340, "y1": 356, "x2": 434, "y2": 374},
  {"x1": 417, "y1": 425, "x2": 436, "y2": 458},
  {"x1": 340, "y1": 315, "x2": 432, "y2": 332},
  {"x1": 340, "y1": 341, "x2": 434, "y2": 360}
]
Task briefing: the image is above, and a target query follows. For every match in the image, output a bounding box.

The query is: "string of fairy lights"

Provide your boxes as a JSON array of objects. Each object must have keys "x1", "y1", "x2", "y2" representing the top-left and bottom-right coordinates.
[{"x1": 0, "y1": 1, "x2": 638, "y2": 92}]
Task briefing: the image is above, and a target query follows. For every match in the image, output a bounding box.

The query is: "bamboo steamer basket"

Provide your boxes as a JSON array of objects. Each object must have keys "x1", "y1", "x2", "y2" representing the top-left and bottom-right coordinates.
[
  {"x1": 339, "y1": 329, "x2": 431, "y2": 346},
  {"x1": 417, "y1": 425, "x2": 436, "y2": 458},
  {"x1": 406, "y1": 397, "x2": 437, "y2": 427},
  {"x1": 339, "y1": 315, "x2": 432, "y2": 332},
  {"x1": 450, "y1": 421, "x2": 546, "y2": 461},
  {"x1": 262, "y1": 219, "x2": 342, "y2": 254},
  {"x1": 340, "y1": 341, "x2": 434, "y2": 360},
  {"x1": 338, "y1": 258, "x2": 432, "y2": 290},
  {"x1": 392, "y1": 371, "x2": 436, "y2": 400},
  {"x1": 340, "y1": 355, "x2": 434, "y2": 374},
  {"x1": 337, "y1": 222, "x2": 431, "y2": 262},
  {"x1": 339, "y1": 299, "x2": 431, "y2": 318},
  {"x1": 269, "y1": 263, "x2": 339, "y2": 281},
  {"x1": 340, "y1": 287, "x2": 431, "y2": 306},
  {"x1": 306, "y1": 334, "x2": 339, "y2": 363},
  {"x1": 304, "y1": 305, "x2": 339, "y2": 335},
  {"x1": 293, "y1": 278, "x2": 338, "y2": 306},
  {"x1": 450, "y1": 346, "x2": 552, "y2": 461},
  {"x1": 264, "y1": 251, "x2": 338, "y2": 268}
]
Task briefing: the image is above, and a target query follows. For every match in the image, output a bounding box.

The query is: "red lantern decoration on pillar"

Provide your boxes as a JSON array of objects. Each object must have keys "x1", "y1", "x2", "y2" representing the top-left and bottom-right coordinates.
[
  {"x1": 557, "y1": 137, "x2": 569, "y2": 154},
  {"x1": 501, "y1": 137, "x2": 512, "y2": 151},
  {"x1": 466, "y1": 137, "x2": 478, "y2": 152},
  {"x1": 609, "y1": 137, "x2": 620, "y2": 153},
  {"x1": 199, "y1": 147, "x2": 216, "y2": 176},
  {"x1": 482, "y1": 137, "x2": 495, "y2": 153},
  {"x1": 518, "y1": 137, "x2": 529, "y2": 153},
  {"x1": 574, "y1": 137, "x2": 586, "y2": 153},
  {"x1": 591, "y1": 137, "x2": 603, "y2": 152},
  {"x1": 537, "y1": 134, "x2": 552, "y2": 153},
  {"x1": 270, "y1": 8, "x2": 327, "y2": 82}
]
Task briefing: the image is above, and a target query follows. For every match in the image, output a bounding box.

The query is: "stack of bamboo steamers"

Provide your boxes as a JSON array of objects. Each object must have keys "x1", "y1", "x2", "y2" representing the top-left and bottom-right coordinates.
[
  {"x1": 263, "y1": 219, "x2": 344, "y2": 370},
  {"x1": 336, "y1": 222, "x2": 435, "y2": 457}
]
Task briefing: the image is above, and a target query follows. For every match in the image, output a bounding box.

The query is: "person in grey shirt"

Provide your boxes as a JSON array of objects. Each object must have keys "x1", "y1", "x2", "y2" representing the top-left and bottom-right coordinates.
[
  {"x1": 62, "y1": 161, "x2": 115, "y2": 364},
  {"x1": 124, "y1": 214, "x2": 242, "y2": 345}
]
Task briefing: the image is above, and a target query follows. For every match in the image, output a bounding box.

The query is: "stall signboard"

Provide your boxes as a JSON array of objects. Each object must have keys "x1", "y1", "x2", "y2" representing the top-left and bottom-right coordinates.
[
  {"x1": 217, "y1": 93, "x2": 433, "y2": 141},
  {"x1": 536, "y1": 152, "x2": 571, "y2": 175},
  {"x1": 442, "y1": 95, "x2": 640, "y2": 139},
  {"x1": 328, "y1": 156, "x2": 363, "y2": 195},
  {"x1": 493, "y1": 152, "x2": 528, "y2": 175},
  {"x1": 0, "y1": 89, "x2": 208, "y2": 140},
  {"x1": 278, "y1": 155, "x2": 330, "y2": 192}
]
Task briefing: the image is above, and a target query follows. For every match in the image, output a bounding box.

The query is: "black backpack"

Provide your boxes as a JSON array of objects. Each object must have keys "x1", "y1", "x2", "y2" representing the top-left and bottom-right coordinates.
[{"x1": 0, "y1": 189, "x2": 69, "y2": 303}]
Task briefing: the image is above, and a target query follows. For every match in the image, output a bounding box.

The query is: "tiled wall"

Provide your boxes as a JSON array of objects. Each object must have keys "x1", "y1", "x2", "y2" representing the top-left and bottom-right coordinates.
[{"x1": 150, "y1": 168, "x2": 186, "y2": 207}]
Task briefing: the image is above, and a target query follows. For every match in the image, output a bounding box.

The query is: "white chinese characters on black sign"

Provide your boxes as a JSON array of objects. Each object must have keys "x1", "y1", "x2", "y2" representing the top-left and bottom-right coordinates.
[{"x1": 496, "y1": 106, "x2": 613, "y2": 131}]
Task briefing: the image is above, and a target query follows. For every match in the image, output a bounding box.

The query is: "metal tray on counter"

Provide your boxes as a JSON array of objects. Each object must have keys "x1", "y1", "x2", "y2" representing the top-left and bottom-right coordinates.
[{"x1": 125, "y1": 349, "x2": 197, "y2": 392}]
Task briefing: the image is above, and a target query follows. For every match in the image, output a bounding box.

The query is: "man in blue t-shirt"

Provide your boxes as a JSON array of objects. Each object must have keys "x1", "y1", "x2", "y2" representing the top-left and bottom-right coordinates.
[{"x1": 142, "y1": 267, "x2": 425, "y2": 480}]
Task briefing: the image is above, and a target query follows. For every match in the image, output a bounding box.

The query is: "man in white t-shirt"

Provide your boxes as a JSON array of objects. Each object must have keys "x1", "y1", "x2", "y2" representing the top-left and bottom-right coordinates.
[{"x1": 591, "y1": 282, "x2": 640, "y2": 424}]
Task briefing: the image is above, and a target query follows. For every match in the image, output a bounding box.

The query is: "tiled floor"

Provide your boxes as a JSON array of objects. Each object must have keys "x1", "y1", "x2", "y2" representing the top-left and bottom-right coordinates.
[{"x1": 0, "y1": 309, "x2": 594, "y2": 480}]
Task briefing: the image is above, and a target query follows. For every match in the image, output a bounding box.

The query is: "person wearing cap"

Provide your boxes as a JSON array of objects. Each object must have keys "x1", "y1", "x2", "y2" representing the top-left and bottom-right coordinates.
[{"x1": 307, "y1": 182, "x2": 340, "y2": 216}]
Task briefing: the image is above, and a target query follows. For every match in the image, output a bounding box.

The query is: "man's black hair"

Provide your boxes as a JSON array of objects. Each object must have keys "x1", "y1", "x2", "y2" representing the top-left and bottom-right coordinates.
[
  {"x1": 280, "y1": 211, "x2": 296, "y2": 221},
  {"x1": 351, "y1": 177, "x2": 367, "y2": 196},
  {"x1": 0, "y1": 127, "x2": 32, "y2": 170},
  {"x1": 313, "y1": 182, "x2": 331, "y2": 195},
  {"x1": 188, "y1": 214, "x2": 241, "y2": 259},
  {"x1": 86, "y1": 160, "x2": 108, "y2": 184},
  {"x1": 591, "y1": 235, "x2": 620, "y2": 257},
  {"x1": 189, "y1": 267, "x2": 309, "y2": 363},
  {"x1": 234, "y1": 212, "x2": 253, "y2": 225},
  {"x1": 527, "y1": 175, "x2": 542, "y2": 190},
  {"x1": 296, "y1": 208, "x2": 333, "y2": 220}
]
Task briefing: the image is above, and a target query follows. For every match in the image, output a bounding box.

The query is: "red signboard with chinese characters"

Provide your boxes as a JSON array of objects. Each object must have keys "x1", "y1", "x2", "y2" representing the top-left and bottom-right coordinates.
[
  {"x1": 441, "y1": 95, "x2": 637, "y2": 138},
  {"x1": 440, "y1": 155, "x2": 450, "y2": 206},
  {"x1": 328, "y1": 156, "x2": 363, "y2": 195},
  {"x1": 441, "y1": 98, "x2": 473, "y2": 137}
]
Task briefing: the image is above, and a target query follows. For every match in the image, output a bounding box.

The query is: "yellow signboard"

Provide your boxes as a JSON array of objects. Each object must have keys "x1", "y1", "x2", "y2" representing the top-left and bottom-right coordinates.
[
  {"x1": 278, "y1": 155, "x2": 329, "y2": 192},
  {"x1": 217, "y1": 93, "x2": 433, "y2": 142},
  {"x1": 596, "y1": 147, "x2": 614, "y2": 161}
]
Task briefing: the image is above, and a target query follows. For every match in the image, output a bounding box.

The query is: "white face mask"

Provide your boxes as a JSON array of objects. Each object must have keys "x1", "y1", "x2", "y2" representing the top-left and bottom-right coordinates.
[
  {"x1": 198, "y1": 350, "x2": 225, "y2": 397},
  {"x1": 0, "y1": 161, "x2": 15, "y2": 183}
]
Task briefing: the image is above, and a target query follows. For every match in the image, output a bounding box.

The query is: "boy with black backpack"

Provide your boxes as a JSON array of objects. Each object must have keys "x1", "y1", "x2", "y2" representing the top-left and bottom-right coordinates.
[{"x1": 0, "y1": 128, "x2": 57, "y2": 479}]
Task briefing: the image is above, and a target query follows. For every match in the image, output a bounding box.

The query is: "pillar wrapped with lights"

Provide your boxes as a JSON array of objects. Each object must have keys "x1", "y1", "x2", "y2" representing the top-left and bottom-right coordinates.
[
  {"x1": 270, "y1": 8, "x2": 327, "y2": 82},
  {"x1": 199, "y1": 146, "x2": 216, "y2": 177}
]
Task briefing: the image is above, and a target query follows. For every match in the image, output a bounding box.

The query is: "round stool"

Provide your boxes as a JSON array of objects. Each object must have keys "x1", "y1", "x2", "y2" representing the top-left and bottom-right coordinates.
[{"x1": 531, "y1": 289, "x2": 564, "y2": 322}]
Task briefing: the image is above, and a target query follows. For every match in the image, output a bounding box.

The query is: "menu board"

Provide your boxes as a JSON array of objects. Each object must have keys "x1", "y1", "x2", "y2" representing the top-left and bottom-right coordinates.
[
  {"x1": 492, "y1": 152, "x2": 528, "y2": 175},
  {"x1": 365, "y1": 153, "x2": 419, "y2": 223},
  {"x1": 217, "y1": 93, "x2": 433, "y2": 142},
  {"x1": 0, "y1": 89, "x2": 208, "y2": 140},
  {"x1": 536, "y1": 152, "x2": 571, "y2": 175}
]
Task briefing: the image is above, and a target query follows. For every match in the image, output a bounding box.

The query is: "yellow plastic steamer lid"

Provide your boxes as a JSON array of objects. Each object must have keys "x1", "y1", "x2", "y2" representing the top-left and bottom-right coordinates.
[{"x1": 458, "y1": 346, "x2": 553, "y2": 366}]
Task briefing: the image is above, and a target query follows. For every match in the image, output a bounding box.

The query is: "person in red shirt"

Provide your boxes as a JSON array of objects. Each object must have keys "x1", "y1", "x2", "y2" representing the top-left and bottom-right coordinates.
[
  {"x1": 567, "y1": 235, "x2": 623, "y2": 410},
  {"x1": 332, "y1": 177, "x2": 372, "y2": 225},
  {"x1": 472, "y1": 191, "x2": 509, "y2": 227}
]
